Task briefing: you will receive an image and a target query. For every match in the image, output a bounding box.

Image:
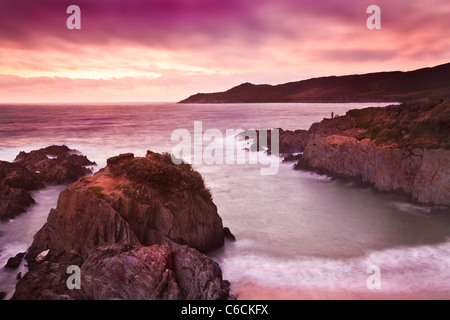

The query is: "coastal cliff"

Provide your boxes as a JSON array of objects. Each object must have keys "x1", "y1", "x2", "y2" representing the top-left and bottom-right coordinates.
[
  {"x1": 180, "y1": 63, "x2": 450, "y2": 103},
  {"x1": 294, "y1": 101, "x2": 450, "y2": 207},
  {"x1": 13, "y1": 151, "x2": 231, "y2": 300}
]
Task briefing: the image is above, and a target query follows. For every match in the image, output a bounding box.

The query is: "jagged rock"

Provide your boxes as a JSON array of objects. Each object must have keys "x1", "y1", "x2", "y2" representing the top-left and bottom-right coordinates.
[
  {"x1": 13, "y1": 145, "x2": 96, "y2": 185},
  {"x1": 0, "y1": 161, "x2": 43, "y2": 220},
  {"x1": 240, "y1": 128, "x2": 310, "y2": 155},
  {"x1": 4, "y1": 252, "x2": 25, "y2": 269},
  {"x1": 0, "y1": 146, "x2": 95, "y2": 220},
  {"x1": 14, "y1": 151, "x2": 231, "y2": 300},
  {"x1": 223, "y1": 227, "x2": 236, "y2": 241},
  {"x1": 14, "y1": 249, "x2": 85, "y2": 300}
]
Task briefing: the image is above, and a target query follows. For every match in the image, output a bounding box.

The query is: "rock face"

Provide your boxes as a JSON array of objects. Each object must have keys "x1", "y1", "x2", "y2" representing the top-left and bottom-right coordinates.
[
  {"x1": 296, "y1": 134, "x2": 450, "y2": 207},
  {"x1": 0, "y1": 161, "x2": 43, "y2": 220},
  {"x1": 14, "y1": 152, "x2": 231, "y2": 300},
  {"x1": 14, "y1": 145, "x2": 96, "y2": 185},
  {"x1": 241, "y1": 128, "x2": 310, "y2": 154},
  {"x1": 4, "y1": 252, "x2": 26, "y2": 269},
  {"x1": 293, "y1": 101, "x2": 450, "y2": 207},
  {"x1": 0, "y1": 145, "x2": 96, "y2": 220}
]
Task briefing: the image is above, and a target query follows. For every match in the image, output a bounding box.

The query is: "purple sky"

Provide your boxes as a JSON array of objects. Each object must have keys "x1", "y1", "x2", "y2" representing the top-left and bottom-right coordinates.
[{"x1": 0, "y1": 0, "x2": 449, "y2": 102}]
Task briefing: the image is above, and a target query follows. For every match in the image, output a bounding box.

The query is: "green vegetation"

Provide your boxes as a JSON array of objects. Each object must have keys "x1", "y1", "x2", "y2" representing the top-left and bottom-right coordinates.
[
  {"x1": 88, "y1": 186, "x2": 104, "y2": 197},
  {"x1": 125, "y1": 152, "x2": 213, "y2": 201},
  {"x1": 348, "y1": 101, "x2": 450, "y2": 150}
]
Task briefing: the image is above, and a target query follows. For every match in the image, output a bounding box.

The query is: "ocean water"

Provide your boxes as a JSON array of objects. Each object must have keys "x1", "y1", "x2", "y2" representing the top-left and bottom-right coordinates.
[{"x1": 1, "y1": 102, "x2": 449, "y2": 299}]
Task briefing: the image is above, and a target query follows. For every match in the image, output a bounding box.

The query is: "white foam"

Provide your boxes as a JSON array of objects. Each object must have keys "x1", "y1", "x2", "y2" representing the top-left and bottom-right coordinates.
[
  {"x1": 295, "y1": 170, "x2": 333, "y2": 182},
  {"x1": 218, "y1": 238, "x2": 450, "y2": 294}
]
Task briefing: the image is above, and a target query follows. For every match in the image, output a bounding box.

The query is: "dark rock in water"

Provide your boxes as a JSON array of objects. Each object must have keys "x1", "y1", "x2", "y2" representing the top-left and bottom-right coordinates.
[
  {"x1": 239, "y1": 128, "x2": 310, "y2": 154},
  {"x1": 223, "y1": 227, "x2": 236, "y2": 241},
  {"x1": 282, "y1": 153, "x2": 303, "y2": 162},
  {"x1": 4, "y1": 252, "x2": 25, "y2": 269},
  {"x1": 0, "y1": 145, "x2": 96, "y2": 220},
  {"x1": 0, "y1": 184, "x2": 36, "y2": 221},
  {"x1": 14, "y1": 151, "x2": 231, "y2": 300},
  {"x1": 0, "y1": 291, "x2": 6, "y2": 300},
  {"x1": 0, "y1": 161, "x2": 43, "y2": 221},
  {"x1": 14, "y1": 145, "x2": 96, "y2": 185},
  {"x1": 16, "y1": 272, "x2": 22, "y2": 280},
  {"x1": 0, "y1": 161, "x2": 43, "y2": 191}
]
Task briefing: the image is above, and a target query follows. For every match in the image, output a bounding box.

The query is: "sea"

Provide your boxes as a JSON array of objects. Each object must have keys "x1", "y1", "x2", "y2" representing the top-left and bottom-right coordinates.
[{"x1": 1, "y1": 102, "x2": 450, "y2": 299}]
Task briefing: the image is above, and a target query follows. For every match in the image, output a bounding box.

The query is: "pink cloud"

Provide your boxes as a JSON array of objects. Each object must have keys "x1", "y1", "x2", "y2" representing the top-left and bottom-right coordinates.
[{"x1": 0, "y1": 0, "x2": 449, "y2": 101}]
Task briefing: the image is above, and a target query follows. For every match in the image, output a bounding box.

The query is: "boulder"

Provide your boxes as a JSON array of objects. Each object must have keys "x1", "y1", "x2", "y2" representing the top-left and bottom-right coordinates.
[
  {"x1": 14, "y1": 151, "x2": 231, "y2": 300},
  {"x1": 4, "y1": 252, "x2": 26, "y2": 269},
  {"x1": 0, "y1": 146, "x2": 95, "y2": 220},
  {"x1": 0, "y1": 161, "x2": 43, "y2": 220},
  {"x1": 13, "y1": 145, "x2": 96, "y2": 185},
  {"x1": 223, "y1": 227, "x2": 236, "y2": 241}
]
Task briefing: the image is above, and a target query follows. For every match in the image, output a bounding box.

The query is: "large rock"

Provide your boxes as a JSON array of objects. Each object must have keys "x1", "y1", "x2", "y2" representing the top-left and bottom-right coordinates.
[
  {"x1": 14, "y1": 151, "x2": 231, "y2": 300},
  {"x1": 14, "y1": 145, "x2": 96, "y2": 185},
  {"x1": 240, "y1": 128, "x2": 310, "y2": 154},
  {"x1": 0, "y1": 146, "x2": 96, "y2": 220},
  {"x1": 0, "y1": 161, "x2": 43, "y2": 220},
  {"x1": 28, "y1": 151, "x2": 224, "y2": 257},
  {"x1": 295, "y1": 134, "x2": 450, "y2": 207},
  {"x1": 14, "y1": 242, "x2": 230, "y2": 300}
]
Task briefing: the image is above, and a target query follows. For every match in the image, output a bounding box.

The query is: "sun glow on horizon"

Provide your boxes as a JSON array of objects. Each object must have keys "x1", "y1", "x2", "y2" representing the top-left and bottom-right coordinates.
[{"x1": 0, "y1": 0, "x2": 449, "y2": 102}]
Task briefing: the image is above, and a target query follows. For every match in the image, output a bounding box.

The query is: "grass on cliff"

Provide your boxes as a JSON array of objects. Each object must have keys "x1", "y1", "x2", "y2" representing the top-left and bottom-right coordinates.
[
  {"x1": 125, "y1": 152, "x2": 213, "y2": 201},
  {"x1": 348, "y1": 101, "x2": 450, "y2": 150},
  {"x1": 88, "y1": 186, "x2": 104, "y2": 198}
]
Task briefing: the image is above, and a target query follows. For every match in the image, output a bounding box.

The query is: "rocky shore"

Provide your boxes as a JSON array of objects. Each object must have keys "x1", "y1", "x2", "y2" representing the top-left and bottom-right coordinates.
[
  {"x1": 285, "y1": 101, "x2": 449, "y2": 208},
  {"x1": 13, "y1": 151, "x2": 232, "y2": 300},
  {"x1": 0, "y1": 145, "x2": 96, "y2": 221}
]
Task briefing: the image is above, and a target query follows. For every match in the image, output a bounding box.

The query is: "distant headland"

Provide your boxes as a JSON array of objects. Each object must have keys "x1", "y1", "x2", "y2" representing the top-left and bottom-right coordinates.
[{"x1": 179, "y1": 63, "x2": 450, "y2": 104}]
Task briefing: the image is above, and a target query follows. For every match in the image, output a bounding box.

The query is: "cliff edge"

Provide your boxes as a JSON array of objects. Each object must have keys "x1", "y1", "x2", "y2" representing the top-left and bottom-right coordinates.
[{"x1": 295, "y1": 101, "x2": 450, "y2": 207}]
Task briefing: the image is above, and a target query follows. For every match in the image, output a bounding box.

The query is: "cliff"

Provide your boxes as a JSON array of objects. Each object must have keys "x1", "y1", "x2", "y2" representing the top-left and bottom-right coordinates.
[
  {"x1": 294, "y1": 101, "x2": 450, "y2": 207},
  {"x1": 13, "y1": 151, "x2": 231, "y2": 300},
  {"x1": 180, "y1": 63, "x2": 450, "y2": 103}
]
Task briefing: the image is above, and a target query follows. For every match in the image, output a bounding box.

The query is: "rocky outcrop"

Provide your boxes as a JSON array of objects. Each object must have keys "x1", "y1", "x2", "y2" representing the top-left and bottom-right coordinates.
[
  {"x1": 4, "y1": 252, "x2": 26, "y2": 269},
  {"x1": 295, "y1": 134, "x2": 450, "y2": 207},
  {"x1": 240, "y1": 128, "x2": 310, "y2": 155},
  {"x1": 293, "y1": 101, "x2": 450, "y2": 207},
  {"x1": 14, "y1": 243, "x2": 230, "y2": 300},
  {"x1": 0, "y1": 161, "x2": 43, "y2": 220},
  {"x1": 13, "y1": 151, "x2": 231, "y2": 300},
  {"x1": 14, "y1": 145, "x2": 96, "y2": 185},
  {"x1": 0, "y1": 145, "x2": 95, "y2": 220}
]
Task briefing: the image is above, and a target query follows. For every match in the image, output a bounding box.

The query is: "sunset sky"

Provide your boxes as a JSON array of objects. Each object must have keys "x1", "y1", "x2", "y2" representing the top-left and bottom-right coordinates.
[{"x1": 0, "y1": 0, "x2": 449, "y2": 102}]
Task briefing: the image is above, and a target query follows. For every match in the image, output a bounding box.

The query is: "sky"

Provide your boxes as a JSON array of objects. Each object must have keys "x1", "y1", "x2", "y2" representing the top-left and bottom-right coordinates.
[{"x1": 0, "y1": 0, "x2": 449, "y2": 102}]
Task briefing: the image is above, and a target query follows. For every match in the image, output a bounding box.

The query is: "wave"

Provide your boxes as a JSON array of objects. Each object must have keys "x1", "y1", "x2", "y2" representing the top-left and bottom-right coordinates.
[{"x1": 217, "y1": 238, "x2": 450, "y2": 294}]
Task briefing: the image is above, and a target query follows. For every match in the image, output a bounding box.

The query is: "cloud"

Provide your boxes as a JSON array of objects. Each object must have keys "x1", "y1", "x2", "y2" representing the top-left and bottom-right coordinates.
[{"x1": 0, "y1": 0, "x2": 449, "y2": 101}]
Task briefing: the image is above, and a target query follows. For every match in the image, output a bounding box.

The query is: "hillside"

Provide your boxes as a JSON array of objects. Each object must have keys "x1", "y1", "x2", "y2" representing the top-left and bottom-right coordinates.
[{"x1": 180, "y1": 63, "x2": 450, "y2": 103}]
